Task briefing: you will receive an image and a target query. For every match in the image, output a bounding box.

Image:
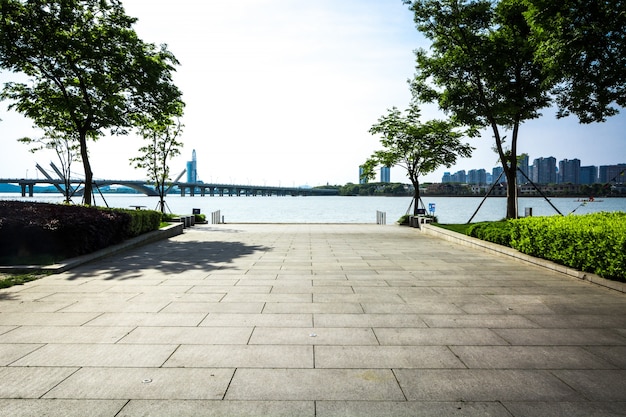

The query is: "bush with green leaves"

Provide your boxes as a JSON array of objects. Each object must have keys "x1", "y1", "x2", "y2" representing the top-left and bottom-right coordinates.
[
  {"x1": 441, "y1": 212, "x2": 625, "y2": 281},
  {"x1": 0, "y1": 201, "x2": 161, "y2": 265},
  {"x1": 467, "y1": 221, "x2": 514, "y2": 247},
  {"x1": 509, "y1": 212, "x2": 626, "y2": 281}
]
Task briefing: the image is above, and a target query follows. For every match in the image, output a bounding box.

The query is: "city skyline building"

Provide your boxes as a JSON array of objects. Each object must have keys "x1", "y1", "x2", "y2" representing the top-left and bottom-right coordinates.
[
  {"x1": 468, "y1": 169, "x2": 487, "y2": 185},
  {"x1": 558, "y1": 159, "x2": 581, "y2": 184},
  {"x1": 380, "y1": 166, "x2": 390, "y2": 183},
  {"x1": 186, "y1": 149, "x2": 197, "y2": 183},
  {"x1": 580, "y1": 166, "x2": 598, "y2": 185},
  {"x1": 517, "y1": 154, "x2": 530, "y2": 184},
  {"x1": 440, "y1": 153, "x2": 624, "y2": 186},
  {"x1": 532, "y1": 157, "x2": 557, "y2": 185},
  {"x1": 358, "y1": 166, "x2": 368, "y2": 184},
  {"x1": 599, "y1": 164, "x2": 626, "y2": 184}
]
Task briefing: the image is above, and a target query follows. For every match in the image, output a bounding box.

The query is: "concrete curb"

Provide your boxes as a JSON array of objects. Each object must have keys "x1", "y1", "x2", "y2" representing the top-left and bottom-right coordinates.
[
  {"x1": 420, "y1": 224, "x2": 625, "y2": 293},
  {"x1": 0, "y1": 223, "x2": 184, "y2": 274}
]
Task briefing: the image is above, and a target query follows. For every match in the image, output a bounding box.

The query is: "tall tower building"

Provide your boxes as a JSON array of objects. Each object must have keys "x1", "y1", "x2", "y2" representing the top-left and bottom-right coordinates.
[
  {"x1": 517, "y1": 154, "x2": 530, "y2": 184},
  {"x1": 532, "y1": 157, "x2": 557, "y2": 184},
  {"x1": 580, "y1": 166, "x2": 598, "y2": 184},
  {"x1": 186, "y1": 150, "x2": 197, "y2": 183},
  {"x1": 558, "y1": 158, "x2": 581, "y2": 184},
  {"x1": 359, "y1": 166, "x2": 368, "y2": 184},
  {"x1": 380, "y1": 166, "x2": 391, "y2": 183}
]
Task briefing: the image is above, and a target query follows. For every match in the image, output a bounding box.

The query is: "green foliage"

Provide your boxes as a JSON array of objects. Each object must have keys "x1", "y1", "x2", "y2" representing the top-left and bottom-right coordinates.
[
  {"x1": 114, "y1": 208, "x2": 161, "y2": 237},
  {"x1": 0, "y1": 0, "x2": 184, "y2": 205},
  {"x1": 161, "y1": 213, "x2": 179, "y2": 222},
  {"x1": 364, "y1": 104, "x2": 474, "y2": 215},
  {"x1": 467, "y1": 221, "x2": 514, "y2": 247},
  {"x1": 0, "y1": 201, "x2": 160, "y2": 265},
  {"x1": 404, "y1": 0, "x2": 551, "y2": 219},
  {"x1": 434, "y1": 223, "x2": 472, "y2": 234},
  {"x1": 523, "y1": 0, "x2": 626, "y2": 123},
  {"x1": 194, "y1": 213, "x2": 206, "y2": 223},
  {"x1": 130, "y1": 117, "x2": 184, "y2": 213},
  {"x1": 442, "y1": 213, "x2": 626, "y2": 281},
  {"x1": 509, "y1": 212, "x2": 626, "y2": 280},
  {"x1": 0, "y1": 272, "x2": 49, "y2": 289},
  {"x1": 339, "y1": 182, "x2": 411, "y2": 197}
]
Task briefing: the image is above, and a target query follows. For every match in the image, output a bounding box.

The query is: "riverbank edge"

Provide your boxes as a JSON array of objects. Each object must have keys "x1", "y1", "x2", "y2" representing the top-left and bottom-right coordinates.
[
  {"x1": 0, "y1": 223, "x2": 184, "y2": 274},
  {"x1": 420, "y1": 224, "x2": 625, "y2": 293}
]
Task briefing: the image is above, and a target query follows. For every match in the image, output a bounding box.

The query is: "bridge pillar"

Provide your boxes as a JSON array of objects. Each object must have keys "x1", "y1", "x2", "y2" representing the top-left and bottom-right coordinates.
[
  {"x1": 180, "y1": 186, "x2": 186, "y2": 197},
  {"x1": 20, "y1": 183, "x2": 34, "y2": 197}
]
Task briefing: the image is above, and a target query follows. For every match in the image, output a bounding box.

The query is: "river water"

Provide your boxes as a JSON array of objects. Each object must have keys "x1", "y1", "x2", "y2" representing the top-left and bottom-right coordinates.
[{"x1": 2, "y1": 193, "x2": 625, "y2": 224}]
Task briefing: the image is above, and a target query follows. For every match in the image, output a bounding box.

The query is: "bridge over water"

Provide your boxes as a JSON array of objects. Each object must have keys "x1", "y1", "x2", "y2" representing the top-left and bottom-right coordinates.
[{"x1": 0, "y1": 178, "x2": 338, "y2": 198}]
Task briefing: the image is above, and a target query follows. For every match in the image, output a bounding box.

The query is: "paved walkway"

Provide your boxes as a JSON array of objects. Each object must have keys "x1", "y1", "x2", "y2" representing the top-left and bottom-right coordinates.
[{"x1": 0, "y1": 224, "x2": 625, "y2": 416}]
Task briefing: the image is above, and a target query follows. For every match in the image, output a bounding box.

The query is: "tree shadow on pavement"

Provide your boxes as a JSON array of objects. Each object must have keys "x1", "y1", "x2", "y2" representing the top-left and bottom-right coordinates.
[{"x1": 61, "y1": 238, "x2": 271, "y2": 281}]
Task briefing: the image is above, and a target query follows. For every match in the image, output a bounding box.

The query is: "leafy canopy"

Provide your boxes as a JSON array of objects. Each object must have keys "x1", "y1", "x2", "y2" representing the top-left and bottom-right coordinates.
[
  {"x1": 363, "y1": 105, "x2": 474, "y2": 214},
  {"x1": 0, "y1": 0, "x2": 184, "y2": 205},
  {"x1": 523, "y1": 0, "x2": 626, "y2": 123}
]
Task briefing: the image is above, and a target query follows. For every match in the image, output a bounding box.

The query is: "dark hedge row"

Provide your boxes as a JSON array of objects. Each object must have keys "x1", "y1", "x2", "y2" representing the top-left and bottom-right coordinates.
[
  {"x1": 466, "y1": 212, "x2": 626, "y2": 281},
  {"x1": 0, "y1": 201, "x2": 161, "y2": 264}
]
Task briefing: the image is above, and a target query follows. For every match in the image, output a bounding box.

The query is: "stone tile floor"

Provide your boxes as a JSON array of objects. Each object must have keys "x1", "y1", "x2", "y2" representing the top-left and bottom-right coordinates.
[{"x1": 0, "y1": 224, "x2": 625, "y2": 416}]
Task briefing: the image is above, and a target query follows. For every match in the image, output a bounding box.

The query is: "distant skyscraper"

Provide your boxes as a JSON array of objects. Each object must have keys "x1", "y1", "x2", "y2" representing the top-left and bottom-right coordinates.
[
  {"x1": 599, "y1": 164, "x2": 626, "y2": 184},
  {"x1": 532, "y1": 157, "x2": 557, "y2": 184},
  {"x1": 558, "y1": 158, "x2": 581, "y2": 184},
  {"x1": 468, "y1": 169, "x2": 486, "y2": 185},
  {"x1": 451, "y1": 170, "x2": 467, "y2": 183},
  {"x1": 442, "y1": 172, "x2": 451, "y2": 183},
  {"x1": 380, "y1": 166, "x2": 390, "y2": 183},
  {"x1": 517, "y1": 154, "x2": 529, "y2": 184},
  {"x1": 492, "y1": 166, "x2": 504, "y2": 184},
  {"x1": 186, "y1": 149, "x2": 197, "y2": 183},
  {"x1": 580, "y1": 166, "x2": 598, "y2": 185},
  {"x1": 359, "y1": 166, "x2": 368, "y2": 184}
]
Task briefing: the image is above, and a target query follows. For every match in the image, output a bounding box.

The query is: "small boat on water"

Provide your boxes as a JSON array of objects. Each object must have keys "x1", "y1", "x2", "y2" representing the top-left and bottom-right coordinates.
[{"x1": 574, "y1": 197, "x2": 604, "y2": 203}]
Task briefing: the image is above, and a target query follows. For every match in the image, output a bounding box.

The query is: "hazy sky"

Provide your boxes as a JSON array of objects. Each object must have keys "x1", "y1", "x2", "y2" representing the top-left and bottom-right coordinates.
[{"x1": 1, "y1": 0, "x2": 625, "y2": 186}]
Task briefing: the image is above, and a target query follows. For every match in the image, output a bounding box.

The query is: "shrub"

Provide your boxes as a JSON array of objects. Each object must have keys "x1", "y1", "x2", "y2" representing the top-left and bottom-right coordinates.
[
  {"x1": 0, "y1": 201, "x2": 160, "y2": 265},
  {"x1": 467, "y1": 221, "x2": 513, "y2": 247},
  {"x1": 509, "y1": 212, "x2": 626, "y2": 281}
]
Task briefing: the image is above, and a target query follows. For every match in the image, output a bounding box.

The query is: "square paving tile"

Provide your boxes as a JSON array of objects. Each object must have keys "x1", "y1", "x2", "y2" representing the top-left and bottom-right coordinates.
[
  {"x1": 225, "y1": 369, "x2": 404, "y2": 401},
  {"x1": 45, "y1": 368, "x2": 235, "y2": 400}
]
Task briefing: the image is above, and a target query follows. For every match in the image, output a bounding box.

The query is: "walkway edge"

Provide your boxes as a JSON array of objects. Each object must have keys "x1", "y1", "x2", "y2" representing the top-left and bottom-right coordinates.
[
  {"x1": 420, "y1": 224, "x2": 625, "y2": 293},
  {"x1": 0, "y1": 223, "x2": 184, "y2": 274}
]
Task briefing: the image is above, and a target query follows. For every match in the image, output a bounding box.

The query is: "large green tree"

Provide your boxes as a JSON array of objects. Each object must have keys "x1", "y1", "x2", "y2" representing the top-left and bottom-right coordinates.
[
  {"x1": 523, "y1": 0, "x2": 626, "y2": 123},
  {"x1": 0, "y1": 0, "x2": 183, "y2": 205},
  {"x1": 362, "y1": 105, "x2": 474, "y2": 215},
  {"x1": 404, "y1": 0, "x2": 551, "y2": 219}
]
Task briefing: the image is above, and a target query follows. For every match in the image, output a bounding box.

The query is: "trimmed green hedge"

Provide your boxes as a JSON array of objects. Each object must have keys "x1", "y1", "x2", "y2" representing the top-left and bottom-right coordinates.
[
  {"x1": 467, "y1": 221, "x2": 513, "y2": 247},
  {"x1": 0, "y1": 201, "x2": 161, "y2": 265},
  {"x1": 509, "y1": 212, "x2": 626, "y2": 281},
  {"x1": 460, "y1": 212, "x2": 625, "y2": 281}
]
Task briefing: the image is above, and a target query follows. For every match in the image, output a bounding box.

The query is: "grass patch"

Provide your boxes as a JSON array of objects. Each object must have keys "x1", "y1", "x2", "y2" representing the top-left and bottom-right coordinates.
[
  {"x1": 0, "y1": 272, "x2": 49, "y2": 289},
  {"x1": 433, "y1": 223, "x2": 472, "y2": 234}
]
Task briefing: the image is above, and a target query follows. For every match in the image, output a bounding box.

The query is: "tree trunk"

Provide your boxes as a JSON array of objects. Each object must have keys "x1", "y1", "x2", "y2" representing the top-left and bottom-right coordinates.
[
  {"x1": 412, "y1": 178, "x2": 421, "y2": 216},
  {"x1": 504, "y1": 163, "x2": 517, "y2": 219},
  {"x1": 78, "y1": 132, "x2": 93, "y2": 206}
]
